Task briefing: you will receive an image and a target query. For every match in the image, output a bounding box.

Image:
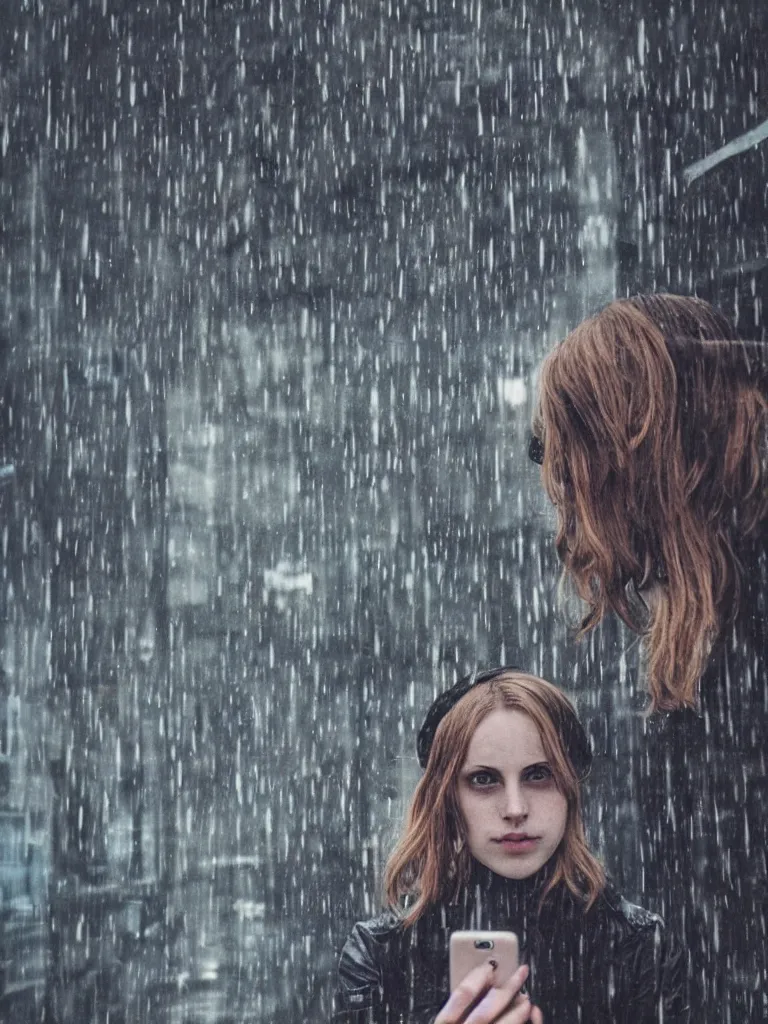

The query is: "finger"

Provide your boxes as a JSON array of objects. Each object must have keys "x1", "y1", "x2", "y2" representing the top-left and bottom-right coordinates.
[
  {"x1": 504, "y1": 994, "x2": 543, "y2": 1024},
  {"x1": 496, "y1": 963, "x2": 530, "y2": 997},
  {"x1": 434, "y1": 963, "x2": 495, "y2": 1024},
  {"x1": 495, "y1": 995, "x2": 534, "y2": 1024},
  {"x1": 462, "y1": 967, "x2": 530, "y2": 1024},
  {"x1": 489, "y1": 991, "x2": 532, "y2": 1024}
]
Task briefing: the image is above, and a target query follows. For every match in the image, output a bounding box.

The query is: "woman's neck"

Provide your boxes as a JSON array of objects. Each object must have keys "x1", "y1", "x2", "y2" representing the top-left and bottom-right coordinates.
[
  {"x1": 467, "y1": 859, "x2": 555, "y2": 899},
  {"x1": 445, "y1": 858, "x2": 569, "y2": 939}
]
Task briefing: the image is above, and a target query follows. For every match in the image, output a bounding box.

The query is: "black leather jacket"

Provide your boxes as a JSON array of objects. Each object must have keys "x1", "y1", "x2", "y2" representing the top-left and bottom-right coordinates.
[{"x1": 334, "y1": 863, "x2": 688, "y2": 1023}]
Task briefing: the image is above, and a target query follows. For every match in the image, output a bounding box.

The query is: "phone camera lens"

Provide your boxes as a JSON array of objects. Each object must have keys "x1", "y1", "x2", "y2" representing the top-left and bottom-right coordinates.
[{"x1": 474, "y1": 940, "x2": 494, "y2": 950}]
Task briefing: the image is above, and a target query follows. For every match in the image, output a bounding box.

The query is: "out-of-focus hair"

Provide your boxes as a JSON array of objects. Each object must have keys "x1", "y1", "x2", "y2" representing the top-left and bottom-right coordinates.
[
  {"x1": 533, "y1": 293, "x2": 768, "y2": 711},
  {"x1": 383, "y1": 671, "x2": 605, "y2": 926}
]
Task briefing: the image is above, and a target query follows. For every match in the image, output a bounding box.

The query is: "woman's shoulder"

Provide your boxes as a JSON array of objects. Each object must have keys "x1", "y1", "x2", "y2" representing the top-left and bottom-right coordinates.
[
  {"x1": 337, "y1": 898, "x2": 449, "y2": 988},
  {"x1": 342, "y1": 908, "x2": 405, "y2": 950},
  {"x1": 593, "y1": 884, "x2": 689, "y2": 1018},
  {"x1": 338, "y1": 908, "x2": 405, "y2": 981},
  {"x1": 335, "y1": 908, "x2": 411, "y2": 1016},
  {"x1": 594, "y1": 883, "x2": 665, "y2": 937},
  {"x1": 584, "y1": 886, "x2": 680, "y2": 983}
]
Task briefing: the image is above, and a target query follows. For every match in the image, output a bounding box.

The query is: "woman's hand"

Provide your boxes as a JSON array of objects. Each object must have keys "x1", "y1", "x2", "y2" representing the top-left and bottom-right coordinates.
[{"x1": 434, "y1": 963, "x2": 544, "y2": 1024}]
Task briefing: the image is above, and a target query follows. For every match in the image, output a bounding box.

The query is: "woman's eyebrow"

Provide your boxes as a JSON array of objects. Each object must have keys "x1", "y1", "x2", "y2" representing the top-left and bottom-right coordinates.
[
  {"x1": 462, "y1": 759, "x2": 552, "y2": 774},
  {"x1": 463, "y1": 760, "x2": 552, "y2": 771}
]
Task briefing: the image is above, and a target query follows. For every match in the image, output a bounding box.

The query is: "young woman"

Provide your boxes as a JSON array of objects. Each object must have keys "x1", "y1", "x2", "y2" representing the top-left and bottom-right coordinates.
[
  {"x1": 530, "y1": 293, "x2": 768, "y2": 1019},
  {"x1": 334, "y1": 668, "x2": 687, "y2": 1023}
]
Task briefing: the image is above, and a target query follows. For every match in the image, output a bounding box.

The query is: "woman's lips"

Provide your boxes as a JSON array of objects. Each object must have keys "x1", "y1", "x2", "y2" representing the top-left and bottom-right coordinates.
[{"x1": 495, "y1": 835, "x2": 540, "y2": 854}]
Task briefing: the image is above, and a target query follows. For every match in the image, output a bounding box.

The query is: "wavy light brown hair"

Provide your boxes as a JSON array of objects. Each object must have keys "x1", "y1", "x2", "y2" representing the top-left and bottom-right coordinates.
[
  {"x1": 534, "y1": 294, "x2": 768, "y2": 711},
  {"x1": 384, "y1": 671, "x2": 605, "y2": 926}
]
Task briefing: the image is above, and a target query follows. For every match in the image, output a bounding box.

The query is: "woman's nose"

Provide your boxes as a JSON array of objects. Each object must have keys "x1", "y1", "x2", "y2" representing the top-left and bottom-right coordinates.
[{"x1": 501, "y1": 783, "x2": 528, "y2": 820}]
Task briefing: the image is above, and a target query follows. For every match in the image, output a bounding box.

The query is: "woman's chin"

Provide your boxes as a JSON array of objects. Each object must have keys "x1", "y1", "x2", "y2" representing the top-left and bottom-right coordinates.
[{"x1": 475, "y1": 848, "x2": 549, "y2": 880}]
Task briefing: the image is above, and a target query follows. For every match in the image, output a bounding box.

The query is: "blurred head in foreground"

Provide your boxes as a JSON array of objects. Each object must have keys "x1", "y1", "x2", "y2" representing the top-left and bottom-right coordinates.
[{"x1": 531, "y1": 293, "x2": 768, "y2": 711}]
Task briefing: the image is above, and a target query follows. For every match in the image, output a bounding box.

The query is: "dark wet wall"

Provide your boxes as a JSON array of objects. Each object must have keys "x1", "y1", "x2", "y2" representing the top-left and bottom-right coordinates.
[{"x1": 0, "y1": 1, "x2": 766, "y2": 1021}]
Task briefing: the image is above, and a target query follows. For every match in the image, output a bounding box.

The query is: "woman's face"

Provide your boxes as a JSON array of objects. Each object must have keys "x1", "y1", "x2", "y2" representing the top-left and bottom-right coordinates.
[{"x1": 457, "y1": 708, "x2": 568, "y2": 880}]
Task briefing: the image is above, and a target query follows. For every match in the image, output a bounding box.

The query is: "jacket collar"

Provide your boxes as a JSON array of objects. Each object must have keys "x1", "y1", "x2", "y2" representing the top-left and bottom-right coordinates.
[{"x1": 444, "y1": 859, "x2": 563, "y2": 934}]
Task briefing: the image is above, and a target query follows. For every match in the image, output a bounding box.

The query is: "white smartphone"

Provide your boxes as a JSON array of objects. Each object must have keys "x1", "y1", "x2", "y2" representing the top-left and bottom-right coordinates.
[{"x1": 449, "y1": 930, "x2": 519, "y2": 991}]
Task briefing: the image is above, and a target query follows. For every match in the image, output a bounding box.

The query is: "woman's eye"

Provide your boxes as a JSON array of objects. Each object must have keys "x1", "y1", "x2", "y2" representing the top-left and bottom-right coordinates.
[
  {"x1": 525, "y1": 765, "x2": 553, "y2": 783},
  {"x1": 469, "y1": 771, "x2": 497, "y2": 787}
]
